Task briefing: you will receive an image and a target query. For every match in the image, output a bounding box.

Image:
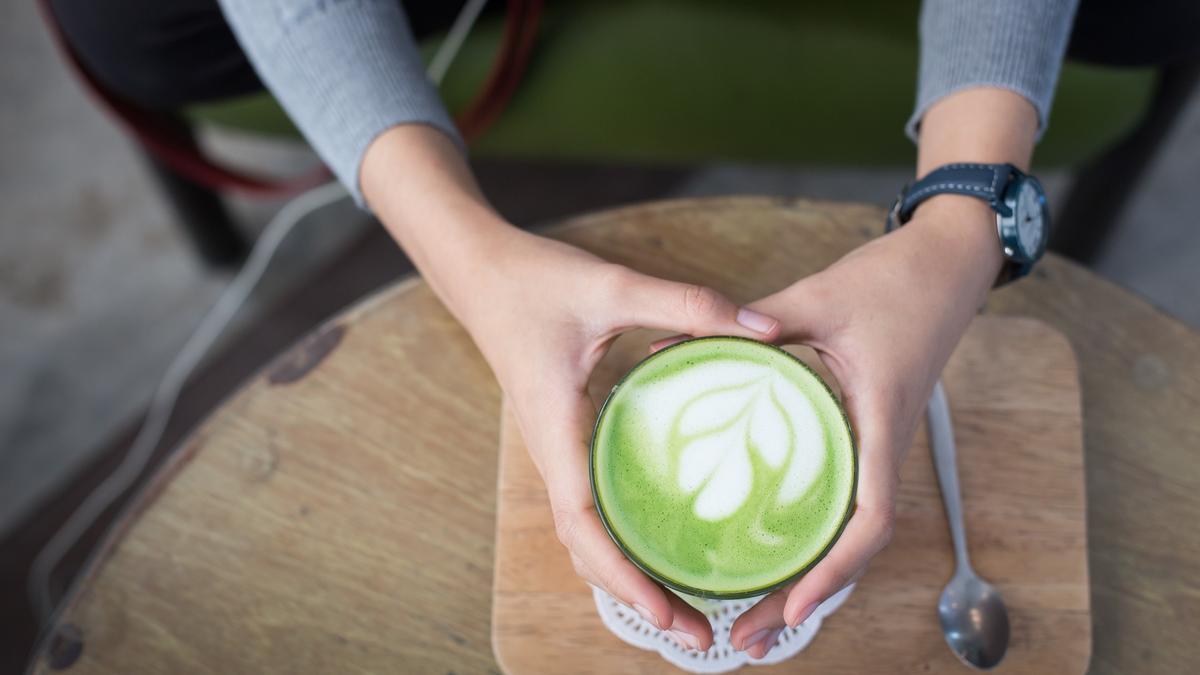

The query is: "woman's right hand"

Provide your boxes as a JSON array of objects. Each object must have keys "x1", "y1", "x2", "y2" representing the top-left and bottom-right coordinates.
[
  {"x1": 362, "y1": 124, "x2": 779, "y2": 650},
  {"x1": 456, "y1": 228, "x2": 780, "y2": 651}
]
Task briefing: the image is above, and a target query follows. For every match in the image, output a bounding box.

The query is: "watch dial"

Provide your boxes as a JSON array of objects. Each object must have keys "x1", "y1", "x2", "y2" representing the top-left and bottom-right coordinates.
[{"x1": 1016, "y1": 181, "x2": 1045, "y2": 260}]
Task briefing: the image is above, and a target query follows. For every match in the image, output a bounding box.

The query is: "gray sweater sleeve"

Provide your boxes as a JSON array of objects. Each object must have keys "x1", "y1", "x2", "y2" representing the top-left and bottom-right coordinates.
[
  {"x1": 908, "y1": 0, "x2": 1080, "y2": 142},
  {"x1": 216, "y1": 0, "x2": 462, "y2": 206}
]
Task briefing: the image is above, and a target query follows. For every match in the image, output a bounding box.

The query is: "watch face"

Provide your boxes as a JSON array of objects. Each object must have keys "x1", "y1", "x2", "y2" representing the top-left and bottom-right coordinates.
[{"x1": 1014, "y1": 180, "x2": 1046, "y2": 260}]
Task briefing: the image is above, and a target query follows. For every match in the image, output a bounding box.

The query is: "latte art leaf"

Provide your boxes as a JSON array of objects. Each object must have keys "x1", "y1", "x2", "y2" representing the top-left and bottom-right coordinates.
[
  {"x1": 670, "y1": 370, "x2": 825, "y2": 521},
  {"x1": 750, "y1": 391, "x2": 789, "y2": 469}
]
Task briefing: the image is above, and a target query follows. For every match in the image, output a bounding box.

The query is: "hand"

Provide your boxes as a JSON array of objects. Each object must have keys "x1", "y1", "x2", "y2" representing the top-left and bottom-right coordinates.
[
  {"x1": 713, "y1": 198, "x2": 1004, "y2": 658},
  {"x1": 360, "y1": 125, "x2": 779, "y2": 650},
  {"x1": 460, "y1": 228, "x2": 781, "y2": 651},
  {"x1": 361, "y1": 92, "x2": 1026, "y2": 659}
]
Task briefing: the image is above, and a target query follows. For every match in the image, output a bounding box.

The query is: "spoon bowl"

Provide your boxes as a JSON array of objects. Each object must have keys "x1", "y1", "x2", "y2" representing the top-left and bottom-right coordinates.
[{"x1": 938, "y1": 569, "x2": 1010, "y2": 670}]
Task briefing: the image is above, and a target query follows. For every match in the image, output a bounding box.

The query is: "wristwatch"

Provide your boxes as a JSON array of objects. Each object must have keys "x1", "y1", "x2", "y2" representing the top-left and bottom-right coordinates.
[{"x1": 886, "y1": 162, "x2": 1050, "y2": 285}]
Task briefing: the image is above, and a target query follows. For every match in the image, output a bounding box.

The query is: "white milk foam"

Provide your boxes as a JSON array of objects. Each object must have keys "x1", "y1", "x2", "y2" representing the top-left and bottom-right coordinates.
[{"x1": 625, "y1": 359, "x2": 825, "y2": 521}]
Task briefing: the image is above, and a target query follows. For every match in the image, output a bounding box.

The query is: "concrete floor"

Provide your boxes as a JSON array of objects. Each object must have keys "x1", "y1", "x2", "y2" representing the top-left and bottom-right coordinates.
[
  {"x1": 0, "y1": 1, "x2": 373, "y2": 535},
  {"x1": 2, "y1": 0, "x2": 1198, "y2": 536}
]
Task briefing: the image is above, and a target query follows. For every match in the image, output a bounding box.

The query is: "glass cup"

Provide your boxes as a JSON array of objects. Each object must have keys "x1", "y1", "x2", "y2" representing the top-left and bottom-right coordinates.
[{"x1": 589, "y1": 337, "x2": 857, "y2": 611}]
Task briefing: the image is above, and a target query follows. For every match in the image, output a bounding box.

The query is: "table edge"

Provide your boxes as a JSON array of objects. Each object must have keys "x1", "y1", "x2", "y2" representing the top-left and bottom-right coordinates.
[{"x1": 28, "y1": 276, "x2": 428, "y2": 673}]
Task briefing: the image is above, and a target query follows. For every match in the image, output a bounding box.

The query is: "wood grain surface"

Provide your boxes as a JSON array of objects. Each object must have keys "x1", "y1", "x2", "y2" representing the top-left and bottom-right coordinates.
[
  {"x1": 493, "y1": 315, "x2": 1090, "y2": 674},
  {"x1": 33, "y1": 198, "x2": 1200, "y2": 675}
]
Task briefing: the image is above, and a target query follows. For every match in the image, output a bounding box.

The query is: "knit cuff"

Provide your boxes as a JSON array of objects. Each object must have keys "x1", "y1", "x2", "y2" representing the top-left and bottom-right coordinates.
[
  {"x1": 219, "y1": 0, "x2": 464, "y2": 207},
  {"x1": 906, "y1": 0, "x2": 1080, "y2": 143}
]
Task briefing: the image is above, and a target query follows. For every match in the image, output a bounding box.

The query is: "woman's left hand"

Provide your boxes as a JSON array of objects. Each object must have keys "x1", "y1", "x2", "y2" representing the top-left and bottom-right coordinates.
[{"x1": 711, "y1": 197, "x2": 1004, "y2": 657}]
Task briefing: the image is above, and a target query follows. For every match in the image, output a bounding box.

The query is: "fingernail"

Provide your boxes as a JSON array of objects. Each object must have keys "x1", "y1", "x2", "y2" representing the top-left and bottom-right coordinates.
[
  {"x1": 759, "y1": 627, "x2": 784, "y2": 654},
  {"x1": 789, "y1": 601, "x2": 819, "y2": 628},
  {"x1": 633, "y1": 603, "x2": 660, "y2": 629},
  {"x1": 736, "y1": 308, "x2": 777, "y2": 335},
  {"x1": 743, "y1": 628, "x2": 771, "y2": 651},
  {"x1": 669, "y1": 629, "x2": 701, "y2": 651}
]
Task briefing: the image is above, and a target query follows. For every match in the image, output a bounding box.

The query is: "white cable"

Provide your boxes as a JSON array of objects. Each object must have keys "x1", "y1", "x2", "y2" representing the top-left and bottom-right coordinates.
[
  {"x1": 427, "y1": 0, "x2": 489, "y2": 86},
  {"x1": 26, "y1": 0, "x2": 489, "y2": 633},
  {"x1": 27, "y1": 180, "x2": 348, "y2": 622}
]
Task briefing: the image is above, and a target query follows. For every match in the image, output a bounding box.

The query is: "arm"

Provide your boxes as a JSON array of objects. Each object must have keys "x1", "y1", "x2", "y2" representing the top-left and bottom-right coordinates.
[
  {"x1": 729, "y1": 87, "x2": 1039, "y2": 658},
  {"x1": 729, "y1": 1, "x2": 1075, "y2": 657},
  {"x1": 221, "y1": 2, "x2": 779, "y2": 648},
  {"x1": 362, "y1": 124, "x2": 780, "y2": 652}
]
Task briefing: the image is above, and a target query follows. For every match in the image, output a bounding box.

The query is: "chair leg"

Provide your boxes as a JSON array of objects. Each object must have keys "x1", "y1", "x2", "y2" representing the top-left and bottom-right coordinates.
[
  {"x1": 1051, "y1": 61, "x2": 1200, "y2": 264},
  {"x1": 139, "y1": 117, "x2": 248, "y2": 268}
]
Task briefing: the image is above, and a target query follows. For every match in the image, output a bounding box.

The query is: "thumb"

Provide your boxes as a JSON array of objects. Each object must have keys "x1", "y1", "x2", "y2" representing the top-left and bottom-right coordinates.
[
  {"x1": 744, "y1": 281, "x2": 831, "y2": 346},
  {"x1": 618, "y1": 273, "x2": 780, "y2": 341}
]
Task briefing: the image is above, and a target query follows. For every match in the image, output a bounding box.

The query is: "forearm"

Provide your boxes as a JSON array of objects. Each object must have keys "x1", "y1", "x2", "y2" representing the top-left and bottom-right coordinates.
[
  {"x1": 905, "y1": 0, "x2": 1076, "y2": 301},
  {"x1": 361, "y1": 124, "x2": 515, "y2": 322},
  {"x1": 907, "y1": 87, "x2": 1038, "y2": 306},
  {"x1": 916, "y1": 88, "x2": 1037, "y2": 176}
]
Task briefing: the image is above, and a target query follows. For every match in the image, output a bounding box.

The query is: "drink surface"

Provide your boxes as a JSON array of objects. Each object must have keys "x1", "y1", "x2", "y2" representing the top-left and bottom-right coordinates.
[{"x1": 592, "y1": 337, "x2": 856, "y2": 596}]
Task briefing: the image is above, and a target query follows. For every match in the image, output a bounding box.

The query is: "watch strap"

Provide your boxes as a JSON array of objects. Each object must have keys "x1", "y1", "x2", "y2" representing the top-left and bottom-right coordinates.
[{"x1": 893, "y1": 163, "x2": 1018, "y2": 226}]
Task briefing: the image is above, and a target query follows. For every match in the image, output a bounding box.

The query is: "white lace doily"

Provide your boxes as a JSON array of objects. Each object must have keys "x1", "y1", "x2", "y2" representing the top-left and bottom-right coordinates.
[{"x1": 592, "y1": 584, "x2": 855, "y2": 673}]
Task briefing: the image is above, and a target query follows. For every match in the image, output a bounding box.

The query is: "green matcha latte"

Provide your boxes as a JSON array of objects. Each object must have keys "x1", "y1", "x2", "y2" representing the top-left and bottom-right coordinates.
[{"x1": 591, "y1": 337, "x2": 856, "y2": 599}]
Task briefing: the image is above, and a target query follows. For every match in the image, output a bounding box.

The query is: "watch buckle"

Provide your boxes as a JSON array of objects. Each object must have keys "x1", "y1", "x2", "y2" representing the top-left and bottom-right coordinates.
[{"x1": 885, "y1": 191, "x2": 904, "y2": 233}]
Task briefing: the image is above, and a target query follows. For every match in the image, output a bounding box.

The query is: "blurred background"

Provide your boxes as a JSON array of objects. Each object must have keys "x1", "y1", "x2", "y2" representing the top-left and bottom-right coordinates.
[{"x1": 2, "y1": 0, "x2": 1198, "y2": 670}]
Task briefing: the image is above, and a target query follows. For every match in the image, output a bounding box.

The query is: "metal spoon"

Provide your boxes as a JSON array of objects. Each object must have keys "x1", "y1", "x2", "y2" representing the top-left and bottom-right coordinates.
[{"x1": 927, "y1": 381, "x2": 1010, "y2": 670}]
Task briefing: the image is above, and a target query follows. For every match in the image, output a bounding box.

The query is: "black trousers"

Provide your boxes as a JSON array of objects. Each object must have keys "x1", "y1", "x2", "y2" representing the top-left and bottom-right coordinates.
[{"x1": 49, "y1": 0, "x2": 1200, "y2": 113}]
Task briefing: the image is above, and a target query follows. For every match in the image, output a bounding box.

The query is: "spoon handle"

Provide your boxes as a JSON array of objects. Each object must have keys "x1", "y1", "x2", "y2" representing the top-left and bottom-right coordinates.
[{"x1": 927, "y1": 380, "x2": 971, "y2": 571}]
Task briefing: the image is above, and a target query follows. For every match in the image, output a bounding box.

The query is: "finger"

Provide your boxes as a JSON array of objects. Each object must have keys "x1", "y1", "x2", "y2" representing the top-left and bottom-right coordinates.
[
  {"x1": 729, "y1": 585, "x2": 790, "y2": 651},
  {"x1": 648, "y1": 280, "x2": 829, "y2": 354},
  {"x1": 744, "y1": 281, "x2": 834, "y2": 346},
  {"x1": 746, "y1": 625, "x2": 785, "y2": 660},
  {"x1": 724, "y1": 581, "x2": 792, "y2": 648},
  {"x1": 729, "y1": 565, "x2": 866, "y2": 657},
  {"x1": 782, "y1": 386, "x2": 901, "y2": 627},
  {"x1": 555, "y1": 506, "x2": 675, "y2": 629},
  {"x1": 779, "y1": 510, "x2": 889, "y2": 627},
  {"x1": 534, "y1": 390, "x2": 677, "y2": 631},
  {"x1": 613, "y1": 272, "x2": 780, "y2": 341},
  {"x1": 649, "y1": 334, "x2": 688, "y2": 353},
  {"x1": 662, "y1": 589, "x2": 715, "y2": 651}
]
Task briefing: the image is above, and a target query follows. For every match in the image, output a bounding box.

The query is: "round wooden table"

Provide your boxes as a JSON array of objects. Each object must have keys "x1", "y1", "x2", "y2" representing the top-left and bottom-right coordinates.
[{"x1": 34, "y1": 198, "x2": 1200, "y2": 674}]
